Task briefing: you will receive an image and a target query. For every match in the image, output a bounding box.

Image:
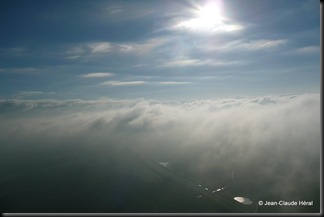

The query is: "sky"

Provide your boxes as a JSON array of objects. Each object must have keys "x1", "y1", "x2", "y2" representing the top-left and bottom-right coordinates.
[
  {"x1": 0, "y1": 0, "x2": 320, "y2": 100},
  {"x1": 0, "y1": 0, "x2": 321, "y2": 213}
]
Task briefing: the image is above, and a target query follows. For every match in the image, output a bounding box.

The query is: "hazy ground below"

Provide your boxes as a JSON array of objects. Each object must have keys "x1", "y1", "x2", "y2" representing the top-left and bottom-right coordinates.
[{"x1": 0, "y1": 139, "x2": 320, "y2": 213}]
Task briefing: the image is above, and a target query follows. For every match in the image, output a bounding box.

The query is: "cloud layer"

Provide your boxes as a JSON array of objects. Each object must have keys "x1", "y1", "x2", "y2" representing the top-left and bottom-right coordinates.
[{"x1": 0, "y1": 93, "x2": 320, "y2": 212}]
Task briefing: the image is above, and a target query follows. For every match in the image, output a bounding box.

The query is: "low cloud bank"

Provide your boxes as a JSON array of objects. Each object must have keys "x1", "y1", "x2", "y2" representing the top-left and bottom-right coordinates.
[{"x1": 0, "y1": 93, "x2": 320, "y2": 212}]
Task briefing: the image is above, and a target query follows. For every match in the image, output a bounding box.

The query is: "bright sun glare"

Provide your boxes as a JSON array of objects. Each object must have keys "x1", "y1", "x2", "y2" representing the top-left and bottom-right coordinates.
[
  {"x1": 176, "y1": 2, "x2": 242, "y2": 32},
  {"x1": 196, "y1": 3, "x2": 224, "y2": 28}
]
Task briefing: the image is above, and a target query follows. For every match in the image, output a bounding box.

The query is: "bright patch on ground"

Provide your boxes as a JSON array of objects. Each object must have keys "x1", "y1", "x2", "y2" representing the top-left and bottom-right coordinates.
[{"x1": 234, "y1": 197, "x2": 253, "y2": 205}]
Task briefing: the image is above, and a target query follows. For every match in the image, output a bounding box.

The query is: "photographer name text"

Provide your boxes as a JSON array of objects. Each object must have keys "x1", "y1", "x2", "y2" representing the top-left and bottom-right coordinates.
[{"x1": 258, "y1": 200, "x2": 313, "y2": 206}]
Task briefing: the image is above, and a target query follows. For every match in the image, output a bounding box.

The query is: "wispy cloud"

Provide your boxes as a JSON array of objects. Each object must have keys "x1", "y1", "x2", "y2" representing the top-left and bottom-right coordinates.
[
  {"x1": 201, "y1": 39, "x2": 288, "y2": 53},
  {"x1": 12, "y1": 91, "x2": 43, "y2": 98},
  {"x1": 65, "y1": 38, "x2": 166, "y2": 59},
  {"x1": 65, "y1": 46, "x2": 85, "y2": 59},
  {"x1": 116, "y1": 38, "x2": 166, "y2": 55},
  {"x1": 101, "y1": 80, "x2": 146, "y2": 86},
  {"x1": 294, "y1": 46, "x2": 319, "y2": 54},
  {"x1": 102, "y1": 3, "x2": 156, "y2": 21},
  {"x1": 173, "y1": 18, "x2": 243, "y2": 33},
  {"x1": 81, "y1": 72, "x2": 113, "y2": 78},
  {"x1": 88, "y1": 42, "x2": 112, "y2": 54},
  {"x1": 229, "y1": 39, "x2": 288, "y2": 51},
  {"x1": 65, "y1": 42, "x2": 112, "y2": 59},
  {"x1": 100, "y1": 79, "x2": 191, "y2": 86},
  {"x1": 63, "y1": 37, "x2": 288, "y2": 63},
  {"x1": 106, "y1": 5, "x2": 123, "y2": 14},
  {"x1": 246, "y1": 39, "x2": 288, "y2": 50},
  {"x1": 0, "y1": 47, "x2": 26, "y2": 56},
  {"x1": 65, "y1": 46, "x2": 85, "y2": 54},
  {"x1": 159, "y1": 58, "x2": 243, "y2": 68},
  {"x1": 160, "y1": 59, "x2": 199, "y2": 67},
  {"x1": 158, "y1": 81, "x2": 191, "y2": 85}
]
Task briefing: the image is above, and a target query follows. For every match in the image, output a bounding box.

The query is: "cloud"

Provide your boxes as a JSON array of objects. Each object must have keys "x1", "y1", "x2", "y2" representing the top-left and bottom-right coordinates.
[
  {"x1": 0, "y1": 98, "x2": 137, "y2": 113},
  {"x1": 117, "y1": 38, "x2": 166, "y2": 55},
  {"x1": 159, "y1": 58, "x2": 243, "y2": 68},
  {"x1": 106, "y1": 5, "x2": 123, "y2": 14},
  {"x1": 81, "y1": 72, "x2": 113, "y2": 78},
  {"x1": 6, "y1": 92, "x2": 55, "y2": 100},
  {"x1": 88, "y1": 42, "x2": 112, "y2": 54},
  {"x1": 101, "y1": 80, "x2": 146, "y2": 86},
  {"x1": 158, "y1": 81, "x2": 191, "y2": 85},
  {"x1": 65, "y1": 38, "x2": 166, "y2": 59},
  {"x1": 65, "y1": 46, "x2": 85, "y2": 55},
  {"x1": 201, "y1": 39, "x2": 288, "y2": 53},
  {"x1": 0, "y1": 47, "x2": 26, "y2": 56},
  {"x1": 160, "y1": 59, "x2": 199, "y2": 67},
  {"x1": 0, "y1": 99, "x2": 85, "y2": 112},
  {"x1": 0, "y1": 93, "x2": 320, "y2": 212},
  {"x1": 246, "y1": 39, "x2": 288, "y2": 50},
  {"x1": 294, "y1": 46, "x2": 320, "y2": 54},
  {"x1": 64, "y1": 46, "x2": 86, "y2": 59},
  {"x1": 102, "y1": 3, "x2": 156, "y2": 21},
  {"x1": 65, "y1": 42, "x2": 112, "y2": 58},
  {"x1": 173, "y1": 18, "x2": 243, "y2": 33},
  {"x1": 11, "y1": 91, "x2": 43, "y2": 99},
  {"x1": 99, "y1": 79, "x2": 191, "y2": 86}
]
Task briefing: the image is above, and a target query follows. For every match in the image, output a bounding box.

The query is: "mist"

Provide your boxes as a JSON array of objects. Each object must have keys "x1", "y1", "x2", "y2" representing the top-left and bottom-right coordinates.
[{"x1": 0, "y1": 93, "x2": 320, "y2": 212}]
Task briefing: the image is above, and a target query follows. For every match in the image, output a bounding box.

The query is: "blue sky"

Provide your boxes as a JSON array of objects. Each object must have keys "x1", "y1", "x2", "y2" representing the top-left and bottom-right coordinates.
[{"x1": 0, "y1": 0, "x2": 320, "y2": 100}]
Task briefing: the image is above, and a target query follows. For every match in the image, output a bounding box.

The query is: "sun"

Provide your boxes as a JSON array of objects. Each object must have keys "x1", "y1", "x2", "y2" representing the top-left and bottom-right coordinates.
[
  {"x1": 195, "y1": 3, "x2": 224, "y2": 28},
  {"x1": 176, "y1": 1, "x2": 242, "y2": 32},
  {"x1": 177, "y1": 2, "x2": 224, "y2": 31}
]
